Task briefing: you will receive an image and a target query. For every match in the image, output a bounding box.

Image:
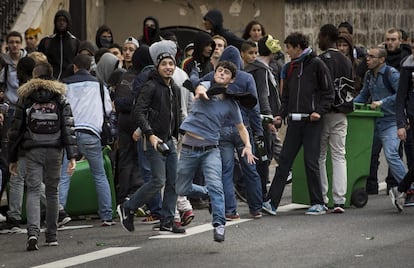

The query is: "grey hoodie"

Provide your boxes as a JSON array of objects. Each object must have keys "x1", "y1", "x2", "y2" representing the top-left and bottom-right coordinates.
[{"x1": 96, "y1": 53, "x2": 119, "y2": 85}]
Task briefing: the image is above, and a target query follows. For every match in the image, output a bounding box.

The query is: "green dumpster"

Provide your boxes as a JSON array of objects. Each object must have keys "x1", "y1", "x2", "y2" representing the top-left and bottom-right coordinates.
[
  {"x1": 65, "y1": 146, "x2": 117, "y2": 218},
  {"x1": 291, "y1": 103, "x2": 383, "y2": 208}
]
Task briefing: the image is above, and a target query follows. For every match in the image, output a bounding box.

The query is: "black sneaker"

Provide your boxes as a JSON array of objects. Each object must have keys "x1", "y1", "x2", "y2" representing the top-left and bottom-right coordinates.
[
  {"x1": 213, "y1": 224, "x2": 225, "y2": 242},
  {"x1": 58, "y1": 210, "x2": 71, "y2": 227},
  {"x1": 159, "y1": 221, "x2": 186, "y2": 234},
  {"x1": 117, "y1": 204, "x2": 135, "y2": 232},
  {"x1": 27, "y1": 236, "x2": 39, "y2": 251}
]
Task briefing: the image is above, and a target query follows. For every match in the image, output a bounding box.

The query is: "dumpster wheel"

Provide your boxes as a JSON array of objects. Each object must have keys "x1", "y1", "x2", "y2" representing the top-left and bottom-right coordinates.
[{"x1": 351, "y1": 189, "x2": 368, "y2": 208}]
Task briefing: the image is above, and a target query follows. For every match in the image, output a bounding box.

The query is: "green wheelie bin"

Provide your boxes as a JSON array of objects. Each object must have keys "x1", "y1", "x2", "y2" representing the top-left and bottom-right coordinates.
[
  {"x1": 65, "y1": 146, "x2": 117, "y2": 217},
  {"x1": 291, "y1": 103, "x2": 383, "y2": 208}
]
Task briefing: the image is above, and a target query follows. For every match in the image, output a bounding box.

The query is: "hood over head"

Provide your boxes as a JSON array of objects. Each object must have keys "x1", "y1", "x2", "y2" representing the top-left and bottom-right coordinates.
[
  {"x1": 141, "y1": 16, "x2": 161, "y2": 46},
  {"x1": 337, "y1": 33, "x2": 353, "y2": 49},
  {"x1": 219, "y1": 45, "x2": 243, "y2": 70},
  {"x1": 203, "y1": 9, "x2": 223, "y2": 30},
  {"x1": 78, "y1": 40, "x2": 98, "y2": 56},
  {"x1": 54, "y1": 9, "x2": 72, "y2": 33},
  {"x1": 95, "y1": 25, "x2": 113, "y2": 48},
  {"x1": 95, "y1": 53, "x2": 119, "y2": 84},
  {"x1": 192, "y1": 31, "x2": 216, "y2": 63}
]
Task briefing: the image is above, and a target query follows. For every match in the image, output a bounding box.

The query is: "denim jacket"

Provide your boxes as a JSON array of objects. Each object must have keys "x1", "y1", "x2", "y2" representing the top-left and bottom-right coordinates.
[{"x1": 354, "y1": 64, "x2": 400, "y2": 117}]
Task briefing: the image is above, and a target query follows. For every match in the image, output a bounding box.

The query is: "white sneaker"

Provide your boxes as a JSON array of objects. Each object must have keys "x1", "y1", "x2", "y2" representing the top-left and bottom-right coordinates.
[
  {"x1": 0, "y1": 213, "x2": 6, "y2": 223},
  {"x1": 389, "y1": 187, "x2": 405, "y2": 212}
]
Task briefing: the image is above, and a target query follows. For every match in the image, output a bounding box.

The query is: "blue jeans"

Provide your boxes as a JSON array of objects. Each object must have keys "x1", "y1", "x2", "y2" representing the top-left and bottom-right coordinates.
[
  {"x1": 137, "y1": 139, "x2": 162, "y2": 216},
  {"x1": 76, "y1": 132, "x2": 113, "y2": 221},
  {"x1": 220, "y1": 126, "x2": 262, "y2": 214},
  {"x1": 59, "y1": 152, "x2": 70, "y2": 208},
  {"x1": 176, "y1": 146, "x2": 225, "y2": 226},
  {"x1": 375, "y1": 118, "x2": 406, "y2": 182},
  {"x1": 125, "y1": 139, "x2": 177, "y2": 221}
]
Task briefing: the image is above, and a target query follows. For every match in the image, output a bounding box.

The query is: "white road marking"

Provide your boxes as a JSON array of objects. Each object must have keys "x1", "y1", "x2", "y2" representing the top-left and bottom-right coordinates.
[
  {"x1": 277, "y1": 203, "x2": 310, "y2": 212},
  {"x1": 0, "y1": 225, "x2": 94, "y2": 234},
  {"x1": 149, "y1": 219, "x2": 251, "y2": 239},
  {"x1": 31, "y1": 247, "x2": 140, "y2": 268}
]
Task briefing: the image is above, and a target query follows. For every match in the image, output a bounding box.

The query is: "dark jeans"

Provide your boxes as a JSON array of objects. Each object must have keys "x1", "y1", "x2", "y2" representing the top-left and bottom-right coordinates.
[
  {"x1": 267, "y1": 120, "x2": 324, "y2": 207},
  {"x1": 137, "y1": 139, "x2": 162, "y2": 217}
]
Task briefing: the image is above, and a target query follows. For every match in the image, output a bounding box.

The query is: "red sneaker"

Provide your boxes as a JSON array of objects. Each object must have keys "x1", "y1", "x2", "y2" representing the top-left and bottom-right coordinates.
[{"x1": 180, "y1": 210, "x2": 195, "y2": 226}]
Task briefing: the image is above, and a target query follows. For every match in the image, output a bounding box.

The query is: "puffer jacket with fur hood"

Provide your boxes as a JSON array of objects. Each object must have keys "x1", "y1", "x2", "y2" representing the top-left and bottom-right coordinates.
[{"x1": 8, "y1": 78, "x2": 78, "y2": 162}]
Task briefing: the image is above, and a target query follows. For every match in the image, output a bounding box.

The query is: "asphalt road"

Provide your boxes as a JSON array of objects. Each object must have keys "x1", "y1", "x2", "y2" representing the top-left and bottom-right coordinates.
[
  {"x1": 2, "y1": 188, "x2": 414, "y2": 268},
  {"x1": 2, "y1": 157, "x2": 414, "y2": 268}
]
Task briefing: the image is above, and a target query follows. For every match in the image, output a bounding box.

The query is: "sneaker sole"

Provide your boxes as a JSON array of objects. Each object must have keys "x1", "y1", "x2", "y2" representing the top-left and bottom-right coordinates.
[
  {"x1": 251, "y1": 213, "x2": 263, "y2": 219},
  {"x1": 159, "y1": 230, "x2": 186, "y2": 235},
  {"x1": 262, "y1": 207, "x2": 276, "y2": 216},
  {"x1": 58, "y1": 217, "x2": 71, "y2": 227},
  {"x1": 102, "y1": 222, "x2": 116, "y2": 226},
  {"x1": 181, "y1": 215, "x2": 194, "y2": 226},
  {"x1": 305, "y1": 211, "x2": 327, "y2": 215},
  {"x1": 225, "y1": 215, "x2": 241, "y2": 221},
  {"x1": 139, "y1": 220, "x2": 160, "y2": 225},
  {"x1": 0, "y1": 227, "x2": 23, "y2": 234}
]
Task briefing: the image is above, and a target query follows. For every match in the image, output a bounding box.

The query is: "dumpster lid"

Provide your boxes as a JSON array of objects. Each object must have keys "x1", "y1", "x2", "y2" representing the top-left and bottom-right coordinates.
[{"x1": 349, "y1": 103, "x2": 383, "y2": 117}]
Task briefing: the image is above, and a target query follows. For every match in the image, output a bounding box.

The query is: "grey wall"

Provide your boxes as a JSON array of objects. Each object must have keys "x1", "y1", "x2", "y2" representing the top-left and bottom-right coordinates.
[{"x1": 285, "y1": 0, "x2": 414, "y2": 50}]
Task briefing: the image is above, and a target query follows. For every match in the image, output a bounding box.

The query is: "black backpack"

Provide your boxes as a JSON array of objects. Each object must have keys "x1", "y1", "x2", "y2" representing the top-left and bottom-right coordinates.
[{"x1": 26, "y1": 100, "x2": 61, "y2": 141}]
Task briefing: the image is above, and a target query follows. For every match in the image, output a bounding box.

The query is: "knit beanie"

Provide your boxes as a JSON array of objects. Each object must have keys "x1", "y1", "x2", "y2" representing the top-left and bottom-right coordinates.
[
  {"x1": 155, "y1": 53, "x2": 175, "y2": 67},
  {"x1": 149, "y1": 40, "x2": 177, "y2": 66}
]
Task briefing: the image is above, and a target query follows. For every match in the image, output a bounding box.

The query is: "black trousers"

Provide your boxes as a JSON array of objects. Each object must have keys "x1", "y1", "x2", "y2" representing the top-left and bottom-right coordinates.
[
  {"x1": 398, "y1": 116, "x2": 414, "y2": 193},
  {"x1": 268, "y1": 120, "x2": 324, "y2": 207},
  {"x1": 116, "y1": 129, "x2": 143, "y2": 204}
]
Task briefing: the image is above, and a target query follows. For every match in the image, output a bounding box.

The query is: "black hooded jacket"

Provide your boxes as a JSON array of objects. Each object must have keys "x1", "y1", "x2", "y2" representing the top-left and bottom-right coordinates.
[
  {"x1": 139, "y1": 16, "x2": 161, "y2": 46},
  {"x1": 114, "y1": 46, "x2": 152, "y2": 135},
  {"x1": 396, "y1": 54, "x2": 414, "y2": 128},
  {"x1": 134, "y1": 70, "x2": 182, "y2": 142},
  {"x1": 386, "y1": 45, "x2": 411, "y2": 71},
  {"x1": 203, "y1": 9, "x2": 244, "y2": 50},
  {"x1": 181, "y1": 31, "x2": 215, "y2": 78},
  {"x1": 281, "y1": 52, "x2": 334, "y2": 118},
  {"x1": 38, "y1": 10, "x2": 80, "y2": 80}
]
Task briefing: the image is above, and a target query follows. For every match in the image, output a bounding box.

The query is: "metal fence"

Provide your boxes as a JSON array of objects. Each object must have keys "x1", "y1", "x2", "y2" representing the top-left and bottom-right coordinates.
[{"x1": 0, "y1": 0, "x2": 26, "y2": 43}]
